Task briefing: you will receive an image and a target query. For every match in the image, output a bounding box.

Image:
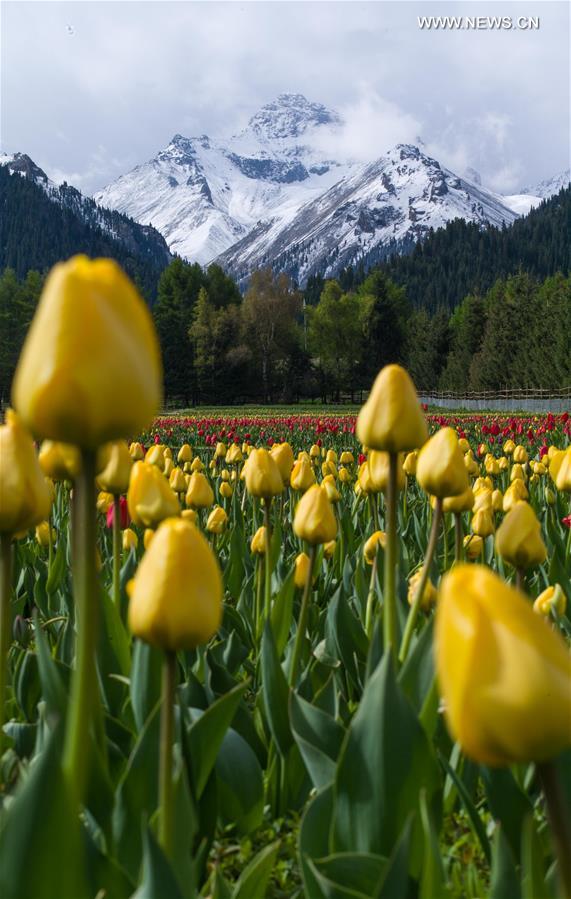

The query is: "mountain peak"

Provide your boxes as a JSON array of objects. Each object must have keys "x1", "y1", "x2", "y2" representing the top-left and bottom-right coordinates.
[
  {"x1": 242, "y1": 93, "x2": 341, "y2": 141},
  {"x1": 1, "y1": 151, "x2": 49, "y2": 184}
]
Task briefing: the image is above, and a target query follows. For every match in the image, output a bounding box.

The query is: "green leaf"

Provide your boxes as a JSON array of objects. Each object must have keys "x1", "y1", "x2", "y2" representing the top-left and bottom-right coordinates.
[
  {"x1": 100, "y1": 587, "x2": 131, "y2": 676},
  {"x1": 261, "y1": 621, "x2": 293, "y2": 758},
  {"x1": 186, "y1": 681, "x2": 247, "y2": 798},
  {"x1": 271, "y1": 570, "x2": 295, "y2": 657},
  {"x1": 33, "y1": 615, "x2": 68, "y2": 719},
  {"x1": 311, "y1": 853, "x2": 388, "y2": 899},
  {"x1": 438, "y1": 749, "x2": 491, "y2": 864},
  {"x1": 45, "y1": 539, "x2": 66, "y2": 593},
  {"x1": 375, "y1": 817, "x2": 416, "y2": 899},
  {"x1": 490, "y1": 824, "x2": 521, "y2": 899},
  {"x1": 232, "y1": 841, "x2": 280, "y2": 899},
  {"x1": 398, "y1": 617, "x2": 434, "y2": 715},
  {"x1": 131, "y1": 826, "x2": 185, "y2": 899},
  {"x1": 481, "y1": 765, "x2": 533, "y2": 859},
  {"x1": 419, "y1": 789, "x2": 448, "y2": 899},
  {"x1": 299, "y1": 785, "x2": 336, "y2": 898},
  {"x1": 333, "y1": 652, "x2": 440, "y2": 867},
  {"x1": 130, "y1": 640, "x2": 163, "y2": 732},
  {"x1": 290, "y1": 691, "x2": 345, "y2": 790},
  {"x1": 215, "y1": 727, "x2": 264, "y2": 833},
  {"x1": 521, "y1": 814, "x2": 548, "y2": 899},
  {"x1": 0, "y1": 727, "x2": 89, "y2": 899}
]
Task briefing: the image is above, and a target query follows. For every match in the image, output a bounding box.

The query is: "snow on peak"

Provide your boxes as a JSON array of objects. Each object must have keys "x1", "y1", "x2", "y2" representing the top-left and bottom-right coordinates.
[
  {"x1": 240, "y1": 93, "x2": 342, "y2": 142},
  {"x1": 521, "y1": 169, "x2": 570, "y2": 199}
]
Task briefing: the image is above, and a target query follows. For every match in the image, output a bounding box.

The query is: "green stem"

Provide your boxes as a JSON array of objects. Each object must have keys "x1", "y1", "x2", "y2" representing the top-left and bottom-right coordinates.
[
  {"x1": 159, "y1": 650, "x2": 176, "y2": 860},
  {"x1": 255, "y1": 555, "x2": 263, "y2": 641},
  {"x1": 0, "y1": 533, "x2": 12, "y2": 751},
  {"x1": 365, "y1": 549, "x2": 379, "y2": 639},
  {"x1": 383, "y1": 452, "x2": 399, "y2": 660},
  {"x1": 112, "y1": 495, "x2": 122, "y2": 608},
  {"x1": 263, "y1": 499, "x2": 272, "y2": 621},
  {"x1": 399, "y1": 497, "x2": 443, "y2": 664},
  {"x1": 515, "y1": 568, "x2": 525, "y2": 592},
  {"x1": 537, "y1": 761, "x2": 571, "y2": 899},
  {"x1": 454, "y1": 513, "x2": 463, "y2": 563},
  {"x1": 63, "y1": 449, "x2": 98, "y2": 808},
  {"x1": 289, "y1": 545, "x2": 317, "y2": 687}
]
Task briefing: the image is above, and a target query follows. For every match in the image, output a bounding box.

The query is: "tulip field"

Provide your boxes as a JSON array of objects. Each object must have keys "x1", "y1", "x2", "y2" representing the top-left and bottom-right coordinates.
[{"x1": 0, "y1": 258, "x2": 570, "y2": 899}]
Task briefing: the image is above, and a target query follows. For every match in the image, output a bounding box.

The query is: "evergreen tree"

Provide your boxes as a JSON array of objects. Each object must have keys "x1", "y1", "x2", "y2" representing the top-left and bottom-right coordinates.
[{"x1": 358, "y1": 271, "x2": 410, "y2": 378}]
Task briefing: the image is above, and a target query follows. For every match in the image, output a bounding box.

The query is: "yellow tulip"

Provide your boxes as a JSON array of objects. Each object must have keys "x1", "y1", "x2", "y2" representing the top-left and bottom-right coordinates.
[
  {"x1": 471, "y1": 508, "x2": 495, "y2": 538},
  {"x1": 555, "y1": 448, "x2": 571, "y2": 492},
  {"x1": 549, "y1": 450, "x2": 565, "y2": 484},
  {"x1": 503, "y1": 439, "x2": 515, "y2": 455},
  {"x1": 338, "y1": 466, "x2": 352, "y2": 484},
  {"x1": 128, "y1": 518, "x2": 222, "y2": 651},
  {"x1": 458, "y1": 438, "x2": 470, "y2": 454},
  {"x1": 0, "y1": 410, "x2": 52, "y2": 535},
  {"x1": 290, "y1": 457, "x2": 316, "y2": 492},
  {"x1": 243, "y1": 448, "x2": 283, "y2": 499},
  {"x1": 12, "y1": 256, "x2": 161, "y2": 447},
  {"x1": 473, "y1": 488, "x2": 493, "y2": 512},
  {"x1": 145, "y1": 445, "x2": 165, "y2": 471},
  {"x1": 534, "y1": 585, "x2": 567, "y2": 617},
  {"x1": 214, "y1": 442, "x2": 227, "y2": 459},
  {"x1": 250, "y1": 526, "x2": 267, "y2": 555},
  {"x1": 435, "y1": 564, "x2": 571, "y2": 765},
  {"x1": 97, "y1": 440, "x2": 133, "y2": 495},
  {"x1": 293, "y1": 485, "x2": 337, "y2": 546},
  {"x1": 309, "y1": 444, "x2": 320, "y2": 459},
  {"x1": 191, "y1": 457, "x2": 205, "y2": 473},
  {"x1": 322, "y1": 474, "x2": 340, "y2": 503},
  {"x1": 169, "y1": 468, "x2": 187, "y2": 494},
  {"x1": 407, "y1": 570, "x2": 437, "y2": 611},
  {"x1": 502, "y1": 479, "x2": 528, "y2": 511},
  {"x1": 403, "y1": 451, "x2": 418, "y2": 476},
  {"x1": 491, "y1": 489, "x2": 503, "y2": 512},
  {"x1": 129, "y1": 442, "x2": 145, "y2": 461},
  {"x1": 513, "y1": 445, "x2": 528, "y2": 464},
  {"x1": 294, "y1": 552, "x2": 312, "y2": 589},
  {"x1": 143, "y1": 528, "x2": 155, "y2": 550},
  {"x1": 122, "y1": 528, "x2": 138, "y2": 551},
  {"x1": 96, "y1": 491, "x2": 114, "y2": 514},
  {"x1": 177, "y1": 444, "x2": 193, "y2": 464},
  {"x1": 220, "y1": 482, "x2": 233, "y2": 499},
  {"x1": 463, "y1": 534, "x2": 484, "y2": 560},
  {"x1": 186, "y1": 472, "x2": 214, "y2": 510},
  {"x1": 356, "y1": 364, "x2": 428, "y2": 452},
  {"x1": 442, "y1": 486, "x2": 475, "y2": 514},
  {"x1": 416, "y1": 427, "x2": 469, "y2": 498},
  {"x1": 367, "y1": 451, "x2": 406, "y2": 493},
  {"x1": 510, "y1": 463, "x2": 526, "y2": 483},
  {"x1": 35, "y1": 521, "x2": 56, "y2": 548},
  {"x1": 323, "y1": 539, "x2": 336, "y2": 559},
  {"x1": 181, "y1": 509, "x2": 198, "y2": 524},
  {"x1": 363, "y1": 530, "x2": 386, "y2": 564},
  {"x1": 495, "y1": 502, "x2": 547, "y2": 569},
  {"x1": 340, "y1": 451, "x2": 354, "y2": 465},
  {"x1": 39, "y1": 440, "x2": 81, "y2": 482},
  {"x1": 127, "y1": 461, "x2": 180, "y2": 528},
  {"x1": 206, "y1": 505, "x2": 228, "y2": 535}
]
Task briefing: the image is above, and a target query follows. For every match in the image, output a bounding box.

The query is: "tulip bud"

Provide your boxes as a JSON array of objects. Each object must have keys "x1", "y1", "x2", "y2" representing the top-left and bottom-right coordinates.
[
  {"x1": 513, "y1": 445, "x2": 528, "y2": 464},
  {"x1": 214, "y1": 442, "x2": 227, "y2": 459},
  {"x1": 473, "y1": 488, "x2": 493, "y2": 512},
  {"x1": 436, "y1": 564, "x2": 571, "y2": 765},
  {"x1": 363, "y1": 530, "x2": 386, "y2": 564},
  {"x1": 39, "y1": 440, "x2": 81, "y2": 482},
  {"x1": 458, "y1": 438, "x2": 470, "y2": 454},
  {"x1": 169, "y1": 467, "x2": 187, "y2": 494},
  {"x1": 145, "y1": 445, "x2": 165, "y2": 471},
  {"x1": 510, "y1": 463, "x2": 526, "y2": 483},
  {"x1": 251, "y1": 526, "x2": 267, "y2": 555},
  {"x1": 555, "y1": 448, "x2": 571, "y2": 492},
  {"x1": 97, "y1": 491, "x2": 115, "y2": 515},
  {"x1": 13, "y1": 256, "x2": 161, "y2": 447},
  {"x1": 0, "y1": 410, "x2": 52, "y2": 535},
  {"x1": 473, "y1": 476, "x2": 493, "y2": 494},
  {"x1": 35, "y1": 521, "x2": 56, "y2": 548},
  {"x1": 545, "y1": 486, "x2": 556, "y2": 506},
  {"x1": 471, "y1": 508, "x2": 495, "y2": 538},
  {"x1": 367, "y1": 451, "x2": 406, "y2": 493},
  {"x1": 416, "y1": 428, "x2": 469, "y2": 498},
  {"x1": 502, "y1": 479, "x2": 529, "y2": 511},
  {"x1": 503, "y1": 439, "x2": 515, "y2": 455},
  {"x1": 340, "y1": 451, "x2": 354, "y2": 465},
  {"x1": 191, "y1": 457, "x2": 205, "y2": 473},
  {"x1": 358, "y1": 460, "x2": 375, "y2": 495},
  {"x1": 290, "y1": 457, "x2": 316, "y2": 493},
  {"x1": 322, "y1": 474, "x2": 340, "y2": 503},
  {"x1": 186, "y1": 472, "x2": 214, "y2": 509},
  {"x1": 338, "y1": 466, "x2": 352, "y2": 484},
  {"x1": 495, "y1": 502, "x2": 547, "y2": 569},
  {"x1": 144, "y1": 528, "x2": 155, "y2": 550},
  {"x1": 463, "y1": 534, "x2": 484, "y2": 560},
  {"x1": 127, "y1": 461, "x2": 180, "y2": 528},
  {"x1": 206, "y1": 505, "x2": 228, "y2": 535},
  {"x1": 407, "y1": 570, "x2": 437, "y2": 611},
  {"x1": 181, "y1": 509, "x2": 198, "y2": 524},
  {"x1": 243, "y1": 449, "x2": 283, "y2": 499},
  {"x1": 294, "y1": 552, "x2": 312, "y2": 588},
  {"x1": 220, "y1": 482, "x2": 233, "y2": 499},
  {"x1": 464, "y1": 454, "x2": 480, "y2": 477},
  {"x1": 549, "y1": 450, "x2": 565, "y2": 483},
  {"x1": 498, "y1": 456, "x2": 509, "y2": 472},
  {"x1": 323, "y1": 539, "x2": 336, "y2": 560},
  {"x1": 442, "y1": 486, "x2": 475, "y2": 514},
  {"x1": 403, "y1": 451, "x2": 417, "y2": 476},
  {"x1": 122, "y1": 528, "x2": 138, "y2": 551},
  {"x1": 293, "y1": 485, "x2": 337, "y2": 546},
  {"x1": 128, "y1": 518, "x2": 222, "y2": 651},
  {"x1": 533, "y1": 584, "x2": 567, "y2": 617},
  {"x1": 177, "y1": 444, "x2": 193, "y2": 464},
  {"x1": 97, "y1": 440, "x2": 133, "y2": 495},
  {"x1": 129, "y1": 442, "x2": 145, "y2": 461},
  {"x1": 309, "y1": 444, "x2": 320, "y2": 459},
  {"x1": 491, "y1": 489, "x2": 503, "y2": 512},
  {"x1": 356, "y1": 364, "x2": 428, "y2": 452}
]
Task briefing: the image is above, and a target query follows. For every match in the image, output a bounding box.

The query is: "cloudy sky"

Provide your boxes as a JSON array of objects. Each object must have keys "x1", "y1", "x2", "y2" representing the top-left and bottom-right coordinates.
[{"x1": 1, "y1": 0, "x2": 569, "y2": 194}]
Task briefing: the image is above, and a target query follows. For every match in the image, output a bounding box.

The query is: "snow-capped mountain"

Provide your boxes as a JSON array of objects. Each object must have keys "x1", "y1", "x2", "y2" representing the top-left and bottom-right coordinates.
[
  {"x1": 502, "y1": 168, "x2": 570, "y2": 216},
  {"x1": 95, "y1": 94, "x2": 350, "y2": 264},
  {"x1": 94, "y1": 93, "x2": 567, "y2": 284},
  {"x1": 217, "y1": 143, "x2": 519, "y2": 284},
  {"x1": 1, "y1": 151, "x2": 171, "y2": 266}
]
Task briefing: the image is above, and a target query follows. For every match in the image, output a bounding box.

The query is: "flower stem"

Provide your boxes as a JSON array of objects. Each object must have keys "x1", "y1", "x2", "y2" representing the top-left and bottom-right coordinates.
[
  {"x1": 0, "y1": 533, "x2": 13, "y2": 752},
  {"x1": 255, "y1": 555, "x2": 263, "y2": 641},
  {"x1": 112, "y1": 496, "x2": 122, "y2": 608},
  {"x1": 159, "y1": 649, "x2": 176, "y2": 860},
  {"x1": 63, "y1": 449, "x2": 98, "y2": 808},
  {"x1": 289, "y1": 545, "x2": 317, "y2": 687},
  {"x1": 537, "y1": 761, "x2": 571, "y2": 899},
  {"x1": 383, "y1": 452, "x2": 399, "y2": 660},
  {"x1": 454, "y1": 512, "x2": 463, "y2": 563},
  {"x1": 263, "y1": 499, "x2": 272, "y2": 620},
  {"x1": 399, "y1": 497, "x2": 443, "y2": 664},
  {"x1": 365, "y1": 549, "x2": 379, "y2": 638}
]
